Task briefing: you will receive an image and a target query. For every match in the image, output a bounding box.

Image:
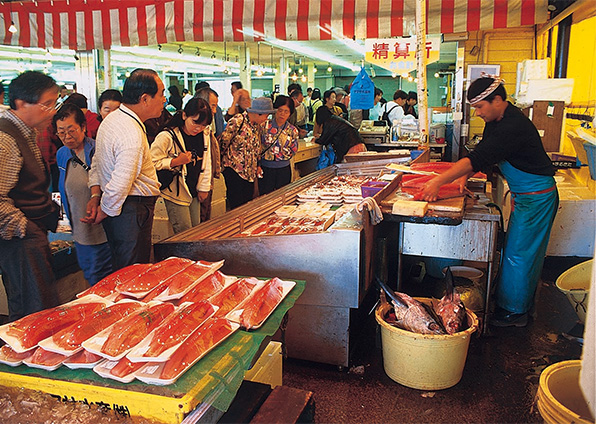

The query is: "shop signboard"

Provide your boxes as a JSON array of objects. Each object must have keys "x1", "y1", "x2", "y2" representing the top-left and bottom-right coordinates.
[{"x1": 364, "y1": 37, "x2": 441, "y2": 74}]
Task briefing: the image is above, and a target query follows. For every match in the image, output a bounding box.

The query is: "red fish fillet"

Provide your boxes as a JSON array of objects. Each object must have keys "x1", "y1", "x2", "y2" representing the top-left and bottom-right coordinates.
[
  {"x1": 0, "y1": 345, "x2": 32, "y2": 362},
  {"x1": 52, "y1": 302, "x2": 144, "y2": 350},
  {"x1": 239, "y1": 278, "x2": 284, "y2": 329},
  {"x1": 209, "y1": 278, "x2": 257, "y2": 317},
  {"x1": 65, "y1": 349, "x2": 103, "y2": 365},
  {"x1": 160, "y1": 318, "x2": 234, "y2": 380},
  {"x1": 179, "y1": 272, "x2": 226, "y2": 304},
  {"x1": 117, "y1": 257, "x2": 195, "y2": 295},
  {"x1": 110, "y1": 358, "x2": 146, "y2": 378},
  {"x1": 143, "y1": 301, "x2": 216, "y2": 358},
  {"x1": 7, "y1": 302, "x2": 106, "y2": 349},
  {"x1": 410, "y1": 162, "x2": 455, "y2": 173},
  {"x1": 100, "y1": 303, "x2": 175, "y2": 357},
  {"x1": 161, "y1": 260, "x2": 222, "y2": 298},
  {"x1": 77, "y1": 263, "x2": 152, "y2": 298},
  {"x1": 28, "y1": 347, "x2": 68, "y2": 367}
]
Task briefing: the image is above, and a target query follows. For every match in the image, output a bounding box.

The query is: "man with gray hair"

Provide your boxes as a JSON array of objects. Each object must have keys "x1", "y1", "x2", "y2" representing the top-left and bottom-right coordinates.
[
  {"x1": 84, "y1": 69, "x2": 165, "y2": 271},
  {"x1": 0, "y1": 71, "x2": 61, "y2": 320}
]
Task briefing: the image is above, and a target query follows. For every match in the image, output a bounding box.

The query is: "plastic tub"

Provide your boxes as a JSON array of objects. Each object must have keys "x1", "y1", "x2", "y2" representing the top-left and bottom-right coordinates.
[
  {"x1": 583, "y1": 142, "x2": 596, "y2": 180},
  {"x1": 536, "y1": 360, "x2": 595, "y2": 424},
  {"x1": 442, "y1": 266, "x2": 484, "y2": 284},
  {"x1": 555, "y1": 259, "x2": 592, "y2": 324},
  {"x1": 375, "y1": 301, "x2": 478, "y2": 390},
  {"x1": 361, "y1": 181, "x2": 389, "y2": 198},
  {"x1": 424, "y1": 257, "x2": 463, "y2": 278}
]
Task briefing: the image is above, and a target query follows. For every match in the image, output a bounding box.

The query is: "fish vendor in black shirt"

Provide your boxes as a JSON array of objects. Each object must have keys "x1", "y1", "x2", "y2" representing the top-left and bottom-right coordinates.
[{"x1": 420, "y1": 76, "x2": 558, "y2": 328}]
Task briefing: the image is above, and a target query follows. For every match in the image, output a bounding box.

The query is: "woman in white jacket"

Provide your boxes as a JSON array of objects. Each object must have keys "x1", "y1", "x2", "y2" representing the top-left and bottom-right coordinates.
[{"x1": 151, "y1": 98, "x2": 213, "y2": 233}]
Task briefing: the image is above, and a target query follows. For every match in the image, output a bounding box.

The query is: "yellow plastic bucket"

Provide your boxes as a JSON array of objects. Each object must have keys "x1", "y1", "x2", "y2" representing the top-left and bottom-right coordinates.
[
  {"x1": 375, "y1": 300, "x2": 478, "y2": 390},
  {"x1": 555, "y1": 259, "x2": 593, "y2": 324},
  {"x1": 536, "y1": 360, "x2": 595, "y2": 424}
]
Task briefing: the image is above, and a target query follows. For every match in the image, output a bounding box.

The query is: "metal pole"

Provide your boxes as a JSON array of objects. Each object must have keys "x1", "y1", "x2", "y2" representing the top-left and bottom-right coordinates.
[{"x1": 415, "y1": 0, "x2": 428, "y2": 146}]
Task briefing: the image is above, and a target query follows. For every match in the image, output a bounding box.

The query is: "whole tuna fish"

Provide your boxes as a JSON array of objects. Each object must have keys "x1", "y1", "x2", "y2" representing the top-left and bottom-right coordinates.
[
  {"x1": 376, "y1": 277, "x2": 444, "y2": 335},
  {"x1": 433, "y1": 267, "x2": 467, "y2": 335}
]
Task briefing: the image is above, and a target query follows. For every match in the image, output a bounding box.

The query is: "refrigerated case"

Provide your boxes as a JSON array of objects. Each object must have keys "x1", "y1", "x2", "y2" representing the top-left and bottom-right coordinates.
[{"x1": 155, "y1": 159, "x2": 397, "y2": 367}]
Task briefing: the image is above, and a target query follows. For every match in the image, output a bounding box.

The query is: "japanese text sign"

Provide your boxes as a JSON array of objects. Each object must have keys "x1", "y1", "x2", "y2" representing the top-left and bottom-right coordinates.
[{"x1": 365, "y1": 37, "x2": 441, "y2": 74}]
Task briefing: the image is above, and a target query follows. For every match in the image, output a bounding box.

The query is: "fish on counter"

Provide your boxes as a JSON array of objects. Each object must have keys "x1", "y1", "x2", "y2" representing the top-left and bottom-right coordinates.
[
  {"x1": 76, "y1": 263, "x2": 152, "y2": 299},
  {"x1": 238, "y1": 278, "x2": 284, "y2": 329},
  {"x1": 139, "y1": 301, "x2": 217, "y2": 359},
  {"x1": 209, "y1": 278, "x2": 258, "y2": 317},
  {"x1": 179, "y1": 271, "x2": 227, "y2": 304},
  {"x1": 63, "y1": 349, "x2": 103, "y2": 366},
  {"x1": 51, "y1": 302, "x2": 144, "y2": 351},
  {"x1": 432, "y1": 268, "x2": 467, "y2": 335},
  {"x1": 100, "y1": 303, "x2": 175, "y2": 358},
  {"x1": 110, "y1": 357, "x2": 146, "y2": 379},
  {"x1": 116, "y1": 257, "x2": 195, "y2": 296},
  {"x1": 5, "y1": 302, "x2": 106, "y2": 350},
  {"x1": 25, "y1": 347, "x2": 69, "y2": 368},
  {"x1": 156, "y1": 260, "x2": 225, "y2": 300},
  {"x1": 160, "y1": 317, "x2": 236, "y2": 380}
]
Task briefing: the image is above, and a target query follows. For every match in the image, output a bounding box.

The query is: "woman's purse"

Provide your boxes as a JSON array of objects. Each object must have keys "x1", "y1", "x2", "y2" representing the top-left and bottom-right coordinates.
[{"x1": 157, "y1": 129, "x2": 185, "y2": 194}]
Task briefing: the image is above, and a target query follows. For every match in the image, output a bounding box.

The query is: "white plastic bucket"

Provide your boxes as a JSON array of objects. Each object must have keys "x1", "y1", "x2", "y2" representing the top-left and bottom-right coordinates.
[
  {"x1": 442, "y1": 266, "x2": 484, "y2": 284},
  {"x1": 375, "y1": 300, "x2": 478, "y2": 390},
  {"x1": 555, "y1": 259, "x2": 592, "y2": 324}
]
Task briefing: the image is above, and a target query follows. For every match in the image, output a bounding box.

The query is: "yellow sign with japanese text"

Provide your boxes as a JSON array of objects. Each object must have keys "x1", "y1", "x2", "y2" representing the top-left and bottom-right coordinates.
[{"x1": 365, "y1": 37, "x2": 441, "y2": 74}]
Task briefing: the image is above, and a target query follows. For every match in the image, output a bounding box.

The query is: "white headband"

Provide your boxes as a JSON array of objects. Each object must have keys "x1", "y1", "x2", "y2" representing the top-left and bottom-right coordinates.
[{"x1": 468, "y1": 74, "x2": 505, "y2": 105}]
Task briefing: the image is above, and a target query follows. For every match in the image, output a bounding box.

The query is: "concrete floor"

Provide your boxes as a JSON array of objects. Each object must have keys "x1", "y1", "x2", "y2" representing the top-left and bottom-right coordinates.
[{"x1": 281, "y1": 257, "x2": 587, "y2": 424}]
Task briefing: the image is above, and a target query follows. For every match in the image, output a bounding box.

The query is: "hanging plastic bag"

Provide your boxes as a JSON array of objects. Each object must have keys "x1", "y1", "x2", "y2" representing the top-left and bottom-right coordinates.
[
  {"x1": 316, "y1": 145, "x2": 336, "y2": 170},
  {"x1": 349, "y1": 67, "x2": 374, "y2": 110}
]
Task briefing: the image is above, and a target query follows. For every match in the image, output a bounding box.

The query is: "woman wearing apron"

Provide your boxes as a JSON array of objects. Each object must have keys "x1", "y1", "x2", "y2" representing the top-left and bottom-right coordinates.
[{"x1": 420, "y1": 76, "x2": 558, "y2": 327}]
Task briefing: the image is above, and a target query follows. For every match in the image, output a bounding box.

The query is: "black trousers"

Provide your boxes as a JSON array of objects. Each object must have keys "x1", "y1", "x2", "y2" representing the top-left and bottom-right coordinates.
[
  {"x1": 102, "y1": 195, "x2": 156, "y2": 272},
  {"x1": 0, "y1": 221, "x2": 58, "y2": 321},
  {"x1": 259, "y1": 165, "x2": 292, "y2": 196},
  {"x1": 223, "y1": 168, "x2": 255, "y2": 210}
]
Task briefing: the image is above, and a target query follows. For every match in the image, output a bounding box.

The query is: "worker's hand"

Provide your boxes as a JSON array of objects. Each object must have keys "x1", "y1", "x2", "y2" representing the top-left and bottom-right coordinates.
[
  {"x1": 456, "y1": 174, "x2": 468, "y2": 193},
  {"x1": 171, "y1": 151, "x2": 194, "y2": 166},
  {"x1": 81, "y1": 196, "x2": 100, "y2": 224},
  {"x1": 419, "y1": 178, "x2": 442, "y2": 202},
  {"x1": 198, "y1": 191, "x2": 209, "y2": 202}
]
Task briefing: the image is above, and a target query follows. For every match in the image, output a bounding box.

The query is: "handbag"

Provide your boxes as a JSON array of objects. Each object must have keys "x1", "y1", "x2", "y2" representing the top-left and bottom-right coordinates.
[
  {"x1": 316, "y1": 145, "x2": 336, "y2": 170},
  {"x1": 157, "y1": 129, "x2": 185, "y2": 194}
]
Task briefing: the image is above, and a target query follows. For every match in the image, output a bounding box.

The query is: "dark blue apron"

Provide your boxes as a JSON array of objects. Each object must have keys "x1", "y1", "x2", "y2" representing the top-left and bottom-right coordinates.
[{"x1": 496, "y1": 161, "x2": 559, "y2": 314}]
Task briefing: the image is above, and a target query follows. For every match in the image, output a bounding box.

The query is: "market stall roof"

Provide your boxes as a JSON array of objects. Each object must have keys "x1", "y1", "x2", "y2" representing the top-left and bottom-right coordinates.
[{"x1": 0, "y1": 0, "x2": 548, "y2": 51}]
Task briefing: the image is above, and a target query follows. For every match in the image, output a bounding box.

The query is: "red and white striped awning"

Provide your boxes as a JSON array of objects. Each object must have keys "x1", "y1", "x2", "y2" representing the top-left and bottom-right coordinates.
[{"x1": 0, "y1": 0, "x2": 548, "y2": 50}]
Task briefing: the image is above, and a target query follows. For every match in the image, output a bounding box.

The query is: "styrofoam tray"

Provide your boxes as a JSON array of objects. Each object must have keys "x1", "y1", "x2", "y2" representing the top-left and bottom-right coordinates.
[
  {"x1": 126, "y1": 302, "x2": 218, "y2": 363},
  {"x1": 62, "y1": 350, "x2": 105, "y2": 369},
  {"x1": 93, "y1": 358, "x2": 142, "y2": 384},
  {"x1": 134, "y1": 320, "x2": 240, "y2": 386},
  {"x1": 116, "y1": 257, "x2": 195, "y2": 299},
  {"x1": 38, "y1": 299, "x2": 142, "y2": 357},
  {"x1": 82, "y1": 301, "x2": 171, "y2": 362},
  {"x1": 155, "y1": 260, "x2": 225, "y2": 302},
  {"x1": 0, "y1": 295, "x2": 111, "y2": 354},
  {"x1": 226, "y1": 279, "x2": 296, "y2": 330},
  {"x1": 0, "y1": 344, "x2": 34, "y2": 367},
  {"x1": 22, "y1": 347, "x2": 70, "y2": 371}
]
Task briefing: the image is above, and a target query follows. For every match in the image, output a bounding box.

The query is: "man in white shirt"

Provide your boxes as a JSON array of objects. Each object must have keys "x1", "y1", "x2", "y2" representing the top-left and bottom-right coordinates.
[
  {"x1": 84, "y1": 68, "x2": 165, "y2": 270},
  {"x1": 383, "y1": 89, "x2": 408, "y2": 124}
]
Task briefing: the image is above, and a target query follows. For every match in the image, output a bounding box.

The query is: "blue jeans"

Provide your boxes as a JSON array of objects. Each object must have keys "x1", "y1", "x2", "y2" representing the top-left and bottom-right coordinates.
[
  {"x1": 102, "y1": 196, "x2": 156, "y2": 272},
  {"x1": 74, "y1": 241, "x2": 113, "y2": 286},
  {"x1": 164, "y1": 197, "x2": 200, "y2": 234}
]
